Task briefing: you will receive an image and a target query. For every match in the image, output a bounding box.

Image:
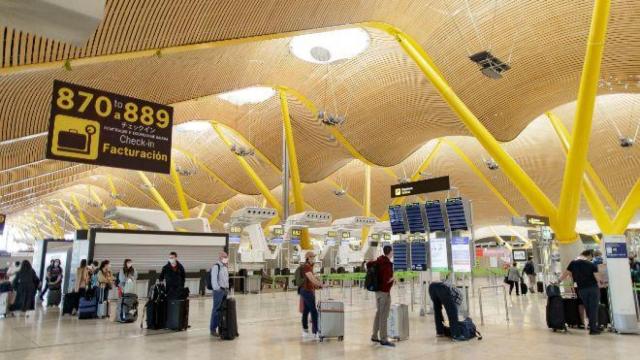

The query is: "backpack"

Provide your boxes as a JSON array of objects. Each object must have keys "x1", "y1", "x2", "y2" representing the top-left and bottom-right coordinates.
[
  {"x1": 294, "y1": 264, "x2": 306, "y2": 288},
  {"x1": 206, "y1": 264, "x2": 220, "y2": 291},
  {"x1": 364, "y1": 262, "x2": 378, "y2": 292},
  {"x1": 454, "y1": 317, "x2": 482, "y2": 340}
]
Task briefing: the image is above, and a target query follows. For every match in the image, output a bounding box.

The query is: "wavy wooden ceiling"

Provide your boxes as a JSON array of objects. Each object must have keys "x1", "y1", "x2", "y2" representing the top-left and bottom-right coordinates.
[{"x1": 2, "y1": 0, "x2": 640, "y2": 239}]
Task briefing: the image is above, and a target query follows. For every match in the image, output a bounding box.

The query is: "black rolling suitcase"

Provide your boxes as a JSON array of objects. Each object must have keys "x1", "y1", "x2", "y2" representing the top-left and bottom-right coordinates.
[
  {"x1": 520, "y1": 281, "x2": 528, "y2": 295},
  {"x1": 143, "y1": 284, "x2": 167, "y2": 329},
  {"x1": 47, "y1": 288, "x2": 62, "y2": 307},
  {"x1": 598, "y1": 304, "x2": 610, "y2": 328},
  {"x1": 62, "y1": 292, "x2": 79, "y2": 315},
  {"x1": 117, "y1": 293, "x2": 139, "y2": 323},
  {"x1": 166, "y1": 299, "x2": 189, "y2": 331},
  {"x1": 546, "y1": 296, "x2": 566, "y2": 331},
  {"x1": 537, "y1": 281, "x2": 544, "y2": 294},
  {"x1": 562, "y1": 297, "x2": 582, "y2": 328},
  {"x1": 218, "y1": 297, "x2": 239, "y2": 340}
]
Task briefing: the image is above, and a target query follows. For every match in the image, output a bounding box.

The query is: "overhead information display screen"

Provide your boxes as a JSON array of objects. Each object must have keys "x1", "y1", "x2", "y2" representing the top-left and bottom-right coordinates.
[
  {"x1": 512, "y1": 249, "x2": 527, "y2": 261},
  {"x1": 392, "y1": 241, "x2": 409, "y2": 271},
  {"x1": 410, "y1": 241, "x2": 428, "y2": 271},
  {"x1": 425, "y1": 200, "x2": 445, "y2": 232},
  {"x1": 46, "y1": 81, "x2": 173, "y2": 173},
  {"x1": 445, "y1": 197, "x2": 468, "y2": 231},
  {"x1": 389, "y1": 205, "x2": 408, "y2": 235},
  {"x1": 405, "y1": 203, "x2": 426, "y2": 234}
]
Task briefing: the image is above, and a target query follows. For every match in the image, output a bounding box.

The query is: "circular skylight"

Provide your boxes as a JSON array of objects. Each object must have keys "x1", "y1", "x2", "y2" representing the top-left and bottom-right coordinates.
[{"x1": 289, "y1": 28, "x2": 370, "y2": 64}]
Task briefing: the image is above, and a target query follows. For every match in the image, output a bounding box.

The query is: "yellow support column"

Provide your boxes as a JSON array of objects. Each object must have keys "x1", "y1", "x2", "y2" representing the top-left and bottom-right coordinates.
[
  {"x1": 46, "y1": 206, "x2": 64, "y2": 237},
  {"x1": 556, "y1": 0, "x2": 611, "y2": 243},
  {"x1": 370, "y1": 24, "x2": 558, "y2": 224},
  {"x1": 197, "y1": 203, "x2": 207, "y2": 218},
  {"x1": 137, "y1": 171, "x2": 178, "y2": 221},
  {"x1": 210, "y1": 122, "x2": 284, "y2": 215},
  {"x1": 170, "y1": 161, "x2": 191, "y2": 219},
  {"x1": 58, "y1": 200, "x2": 81, "y2": 229},
  {"x1": 547, "y1": 112, "x2": 613, "y2": 233},
  {"x1": 611, "y1": 180, "x2": 640, "y2": 234},
  {"x1": 71, "y1": 194, "x2": 88, "y2": 228},
  {"x1": 361, "y1": 165, "x2": 372, "y2": 247},
  {"x1": 88, "y1": 186, "x2": 122, "y2": 228},
  {"x1": 207, "y1": 201, "x2": 228, "y2": 224},
  {"x1": 278, "y1": 88, "x2": 311, "y2": 249}
]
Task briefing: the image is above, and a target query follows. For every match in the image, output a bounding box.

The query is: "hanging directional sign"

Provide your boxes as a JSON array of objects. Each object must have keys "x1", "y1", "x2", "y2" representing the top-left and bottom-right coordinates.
[
  {"x1": 46, "y1": 80, "x2": 173, "y2": 173},
  {"x1": 524, "y1": 214, "x2": 550, "y2": 227},
  {"x1": 390, "y1": 176, "x2": 450, "y2": 198}
]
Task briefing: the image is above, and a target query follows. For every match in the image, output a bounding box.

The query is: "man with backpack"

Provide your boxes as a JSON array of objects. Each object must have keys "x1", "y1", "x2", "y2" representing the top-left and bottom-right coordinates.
[
  {"x1": 367, "y1": 245, "x2": 395, "y2": 347},
  {"x1": 209, "y1": 251, "x2": 229, "y2": 337},
  {"x1": 523, "y1": 257, "x2": 536, "y2": 293}
]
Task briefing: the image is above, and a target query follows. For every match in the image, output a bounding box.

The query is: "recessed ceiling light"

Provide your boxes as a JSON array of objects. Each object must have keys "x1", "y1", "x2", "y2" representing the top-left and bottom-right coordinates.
[
  {"x1": 217, "y1": 86, "x2": 275, "y2": 106},
  {"x1": 289, "y1": 28, "x2": 370, "y2": 64},
  {"x1": 175, "y1": 120, "x2": 211, "y2": 132}
]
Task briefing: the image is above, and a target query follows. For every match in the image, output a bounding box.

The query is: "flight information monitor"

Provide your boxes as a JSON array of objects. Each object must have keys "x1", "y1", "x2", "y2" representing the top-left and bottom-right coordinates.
[
  {"x1": 392, "y1": 241, "x2": 409, "y2": 271},
  {"x1": 445, "y1": 197, "x2": 468, "y2": 231},
  {"x1": 389, "y1": 205, "x2": 408, "y2": 234},
  {"x1": 410, "y1": 241, "x2": 428, "y2": 271},
  {"x1": 406, "y1": 203, "x2": 426, "y2": 233},
  {"x1": 425, "y1": 200, "x2": 445, "y2": 232}
]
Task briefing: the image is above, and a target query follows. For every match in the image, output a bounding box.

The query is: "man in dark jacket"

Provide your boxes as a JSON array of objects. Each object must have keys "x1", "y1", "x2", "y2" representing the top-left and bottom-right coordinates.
[
  {"x1": 159, "y1": 252, "x2": 186, "y2": 300},
  {"x1": 523, "y1": 257, "x2": 536, "y2": 293},
  {"x1": 367, "y1": 245, "x2": 395, "y2": 347}
]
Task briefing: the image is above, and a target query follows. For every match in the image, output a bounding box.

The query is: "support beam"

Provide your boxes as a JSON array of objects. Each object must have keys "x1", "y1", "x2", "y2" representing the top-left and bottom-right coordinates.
[
  {"x1": 210, "y1": 121, "x2": 284, "y2": 216},
  {"x1": 88, "y1": 186, "x2": 122, "y2": 228},
  {"x1": 361, "y1": 165, "x2": 372, "y2": 247},
  {"x1": 173, "y1": 147, "x2": 241, "y2": 194},
  {"x1": 278, "y1": 88, "x2": 311, "y2": 250},
  {"x1": 170, "y1": 161, "x2": 191, "y2": 219},
  {"x1": 137, "y1": 171, "x2": 178, "y2": 221},
  {"x1": 366, "y1": 23, "x2": 558, "y2": 226},
  {"x1": 555, "y1": 0, "x2": 611, "y2": 242},
  {"x1": 207, "y1": 201, "x2": 228, "y2": 224},
  {"x1": 611, "y1": 179, "x2": 640, "y2": 234},
  {"x1": 71, "y1": 194, "x2": 89, "y2": 228},
  {"x1": 197, "y1": 203, "x2": 207, "y2": 218},
  {"x1": 58, "y1": 199, "x2": 81, "y2": 229},
  {"x1": 547, "y1": 112, "x2": 613, "y2": 233}
]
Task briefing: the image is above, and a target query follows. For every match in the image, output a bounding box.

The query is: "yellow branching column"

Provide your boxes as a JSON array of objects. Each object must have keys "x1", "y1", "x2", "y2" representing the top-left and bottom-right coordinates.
[
  {"x1": 137, "y1": 171, "x2": 178, "y2": 221},
  {"x1": 278, "y1": 87, "x2": 311, "y2": 250},
  {"x1": 361, "y1": 165, "x2": 372, "y2": 247},
  {"x1": 170, "y1": 160, "x2": 191, "y2": 219}
]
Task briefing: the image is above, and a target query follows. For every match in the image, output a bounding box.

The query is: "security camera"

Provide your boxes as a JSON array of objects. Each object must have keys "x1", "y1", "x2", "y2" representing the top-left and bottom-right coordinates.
[
  {"x1": 333, "y1": 189, "x2": 347, "y2": 197},
  {"x1": 485, "y1": 159, "x2": 499, "y2": 170}
]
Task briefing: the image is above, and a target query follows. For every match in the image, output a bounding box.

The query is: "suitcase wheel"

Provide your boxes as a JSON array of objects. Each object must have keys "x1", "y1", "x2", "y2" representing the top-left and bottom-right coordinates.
[
  {"x1": 319, "y1": 337, "x2": 324, "y2": 342},
  {"x1": 338, "y1": 336, "x2": 344, "y2": 341}
]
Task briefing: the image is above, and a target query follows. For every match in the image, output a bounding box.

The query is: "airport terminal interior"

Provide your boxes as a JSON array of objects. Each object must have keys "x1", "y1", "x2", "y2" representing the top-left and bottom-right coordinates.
[{"x1": 1, "y1": 0, "x2": 640, "y2": 359}]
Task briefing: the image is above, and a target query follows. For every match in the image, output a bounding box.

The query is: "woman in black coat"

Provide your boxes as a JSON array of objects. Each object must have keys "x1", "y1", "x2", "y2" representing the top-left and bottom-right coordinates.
[{"x1": 11, "y1": 260, "x2": 40, "y2": 315}]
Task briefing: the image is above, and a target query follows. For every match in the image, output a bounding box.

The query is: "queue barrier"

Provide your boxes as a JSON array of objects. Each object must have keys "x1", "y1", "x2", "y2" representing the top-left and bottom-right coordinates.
[{"x1": 477, "y1": 285, "x2": 509, "y2": 325}]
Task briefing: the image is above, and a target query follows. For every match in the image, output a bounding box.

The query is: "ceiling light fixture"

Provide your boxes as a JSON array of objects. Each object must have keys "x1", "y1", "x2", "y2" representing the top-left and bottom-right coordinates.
[
  {"x1": 217, "y1": 86, "x2": 275, "y2": 106},
  {"x1": 289, "y1": 28, "x2": 370, "y2": 64}
]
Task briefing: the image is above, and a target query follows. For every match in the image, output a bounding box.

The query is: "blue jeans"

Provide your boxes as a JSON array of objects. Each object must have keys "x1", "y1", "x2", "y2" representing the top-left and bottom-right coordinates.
[
  {"x1": 300, "y1": 289, "x2": 318, "y2": 334},
  {"x1": 210, "y1": 289, "x2": 226, "y2": 333}
]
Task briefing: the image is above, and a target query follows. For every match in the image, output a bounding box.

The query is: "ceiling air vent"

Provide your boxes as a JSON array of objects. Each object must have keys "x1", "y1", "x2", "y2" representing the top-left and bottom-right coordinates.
[
  {"x1": 619, "y1": 137, "x2": 634, "y2": 148},
  {"x1": 469, "y1": 51, "x2": 511, "y2": 79}
]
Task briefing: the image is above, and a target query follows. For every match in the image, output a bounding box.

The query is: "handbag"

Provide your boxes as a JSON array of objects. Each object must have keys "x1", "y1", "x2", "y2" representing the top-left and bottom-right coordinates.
[
  {"x1": 123, "y1": 279, "x2": 136, "y2": 294},
  {"x1": 503, "y1": 276, "x2": 509, "y2": 284}
]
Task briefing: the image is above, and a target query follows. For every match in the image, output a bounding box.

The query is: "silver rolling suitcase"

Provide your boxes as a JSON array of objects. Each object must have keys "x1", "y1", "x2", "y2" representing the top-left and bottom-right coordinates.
[
  {"x1": 387, "y1": 303, "x2": 409, "y2": 341},
  {"x1": 0, "y1": 292, "x2": 9, "y2": 318},
  {"x1": 317, "y1": 299, "x2": 344, "y2": 342}
]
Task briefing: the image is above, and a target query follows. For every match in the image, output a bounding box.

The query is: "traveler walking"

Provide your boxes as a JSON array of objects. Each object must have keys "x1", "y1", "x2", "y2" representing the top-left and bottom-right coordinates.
[
  {"x1": 38, "y1": 259, "x2": 54, "y2": 300},
  {"x1": 367, "y1": 245, "x2": 395, "y2": 347},
  {"x1": 523, "y1": 257, "x2": 536, "y2": 293},
  {"x1": 209, "y1": 251, "x2": 230, "y2": 337},
  {"x1": 159, "y1": 252, "x2": 186, "y2": 300},
  {"x1": 299, "y1": 252, "x2": 324, "y2": 340},
  {"x1": 10, "y1": 260, "x2": 40, "y2": 317},
  {"x1": 506, "y1": 262, "x2": 521, "y2": 296},
  {"x1": 557, "y1": 249, "x2": 604, "y2": 335},
  {"x1": 118, "y1": 259, "x2": 138, "y2": 296}
]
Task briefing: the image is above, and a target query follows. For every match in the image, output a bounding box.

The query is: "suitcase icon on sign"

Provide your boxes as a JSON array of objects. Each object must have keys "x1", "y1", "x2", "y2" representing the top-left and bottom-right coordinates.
[
  {"x1": 57, "y1": 125, "x2": 96, "y2": 154},
  {"x1": 51, "y1": 115, "x2": 100, "y2": 160}
]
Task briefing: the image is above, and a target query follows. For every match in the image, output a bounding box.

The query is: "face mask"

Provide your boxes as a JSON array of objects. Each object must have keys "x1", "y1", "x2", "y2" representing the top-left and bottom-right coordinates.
[
  {"x1": 169, "y1": 258, "x2": 176, "y2": 264},
  {"x1": 221, "y1": 258, "x2": 228, "y2": 264}
]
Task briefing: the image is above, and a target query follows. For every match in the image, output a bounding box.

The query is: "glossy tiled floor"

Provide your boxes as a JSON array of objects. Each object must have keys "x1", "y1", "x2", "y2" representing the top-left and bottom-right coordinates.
[{"x1": 1, "y1": 284, "x2": 637, "y2": 360}]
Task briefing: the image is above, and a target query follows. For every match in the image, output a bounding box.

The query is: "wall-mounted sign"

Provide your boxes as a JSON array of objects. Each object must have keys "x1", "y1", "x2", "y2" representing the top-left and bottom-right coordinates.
[
  {"x1": 605, "y1": 242, "x2": 628, "y2": 259},
  {"x1": 384, "y1": 233, "x2": 391, "y2": 241},
  {"x1": 327, "y1": 231, "x2": 337, "y2": 238},
  {"x1": 272, "y1": 227, "x2": 284, "y2": 236},
  {"x1": 371, "y1": 233, "x2": 380, "y2": 241},
  {"x1": 46, "y1": 80, "x2": 173, "y2": 173},
  {"x1": 512, "y1": 249, "x2": 527, "y2": 261},
  {"x1": 0, "y1": 213, "x2": 5, "y2": 235},
  {"x1": 341, "y1": 231, "x2": 351, "y2": 239},
  {"x1": 291, "y1": 229, "x2": 302, "y2": 237},
  {"x1": 524, "y1": 214, "x2": 550, "y2": 227},
  {"x1": 230, "y1": 226, "x2": 242, "y2": 234},
  {"x1": 390, "y1": 176, "x2": 450, "y2": 198}
]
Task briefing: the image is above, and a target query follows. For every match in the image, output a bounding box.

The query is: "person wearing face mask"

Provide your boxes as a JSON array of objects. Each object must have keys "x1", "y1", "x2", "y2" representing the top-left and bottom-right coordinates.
[
  {"x1": 97, "y1": 260, "x2": 114, "y2": 318},
  {"x1": 159, "y1": 252, "x2": 186, "y2": 300},
  {"x1": 209, "y1": 251, "x2": 230, "y2": 337},
  {"x1": 118, "y1": 259, "x2": 138, "y2": 296}
]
